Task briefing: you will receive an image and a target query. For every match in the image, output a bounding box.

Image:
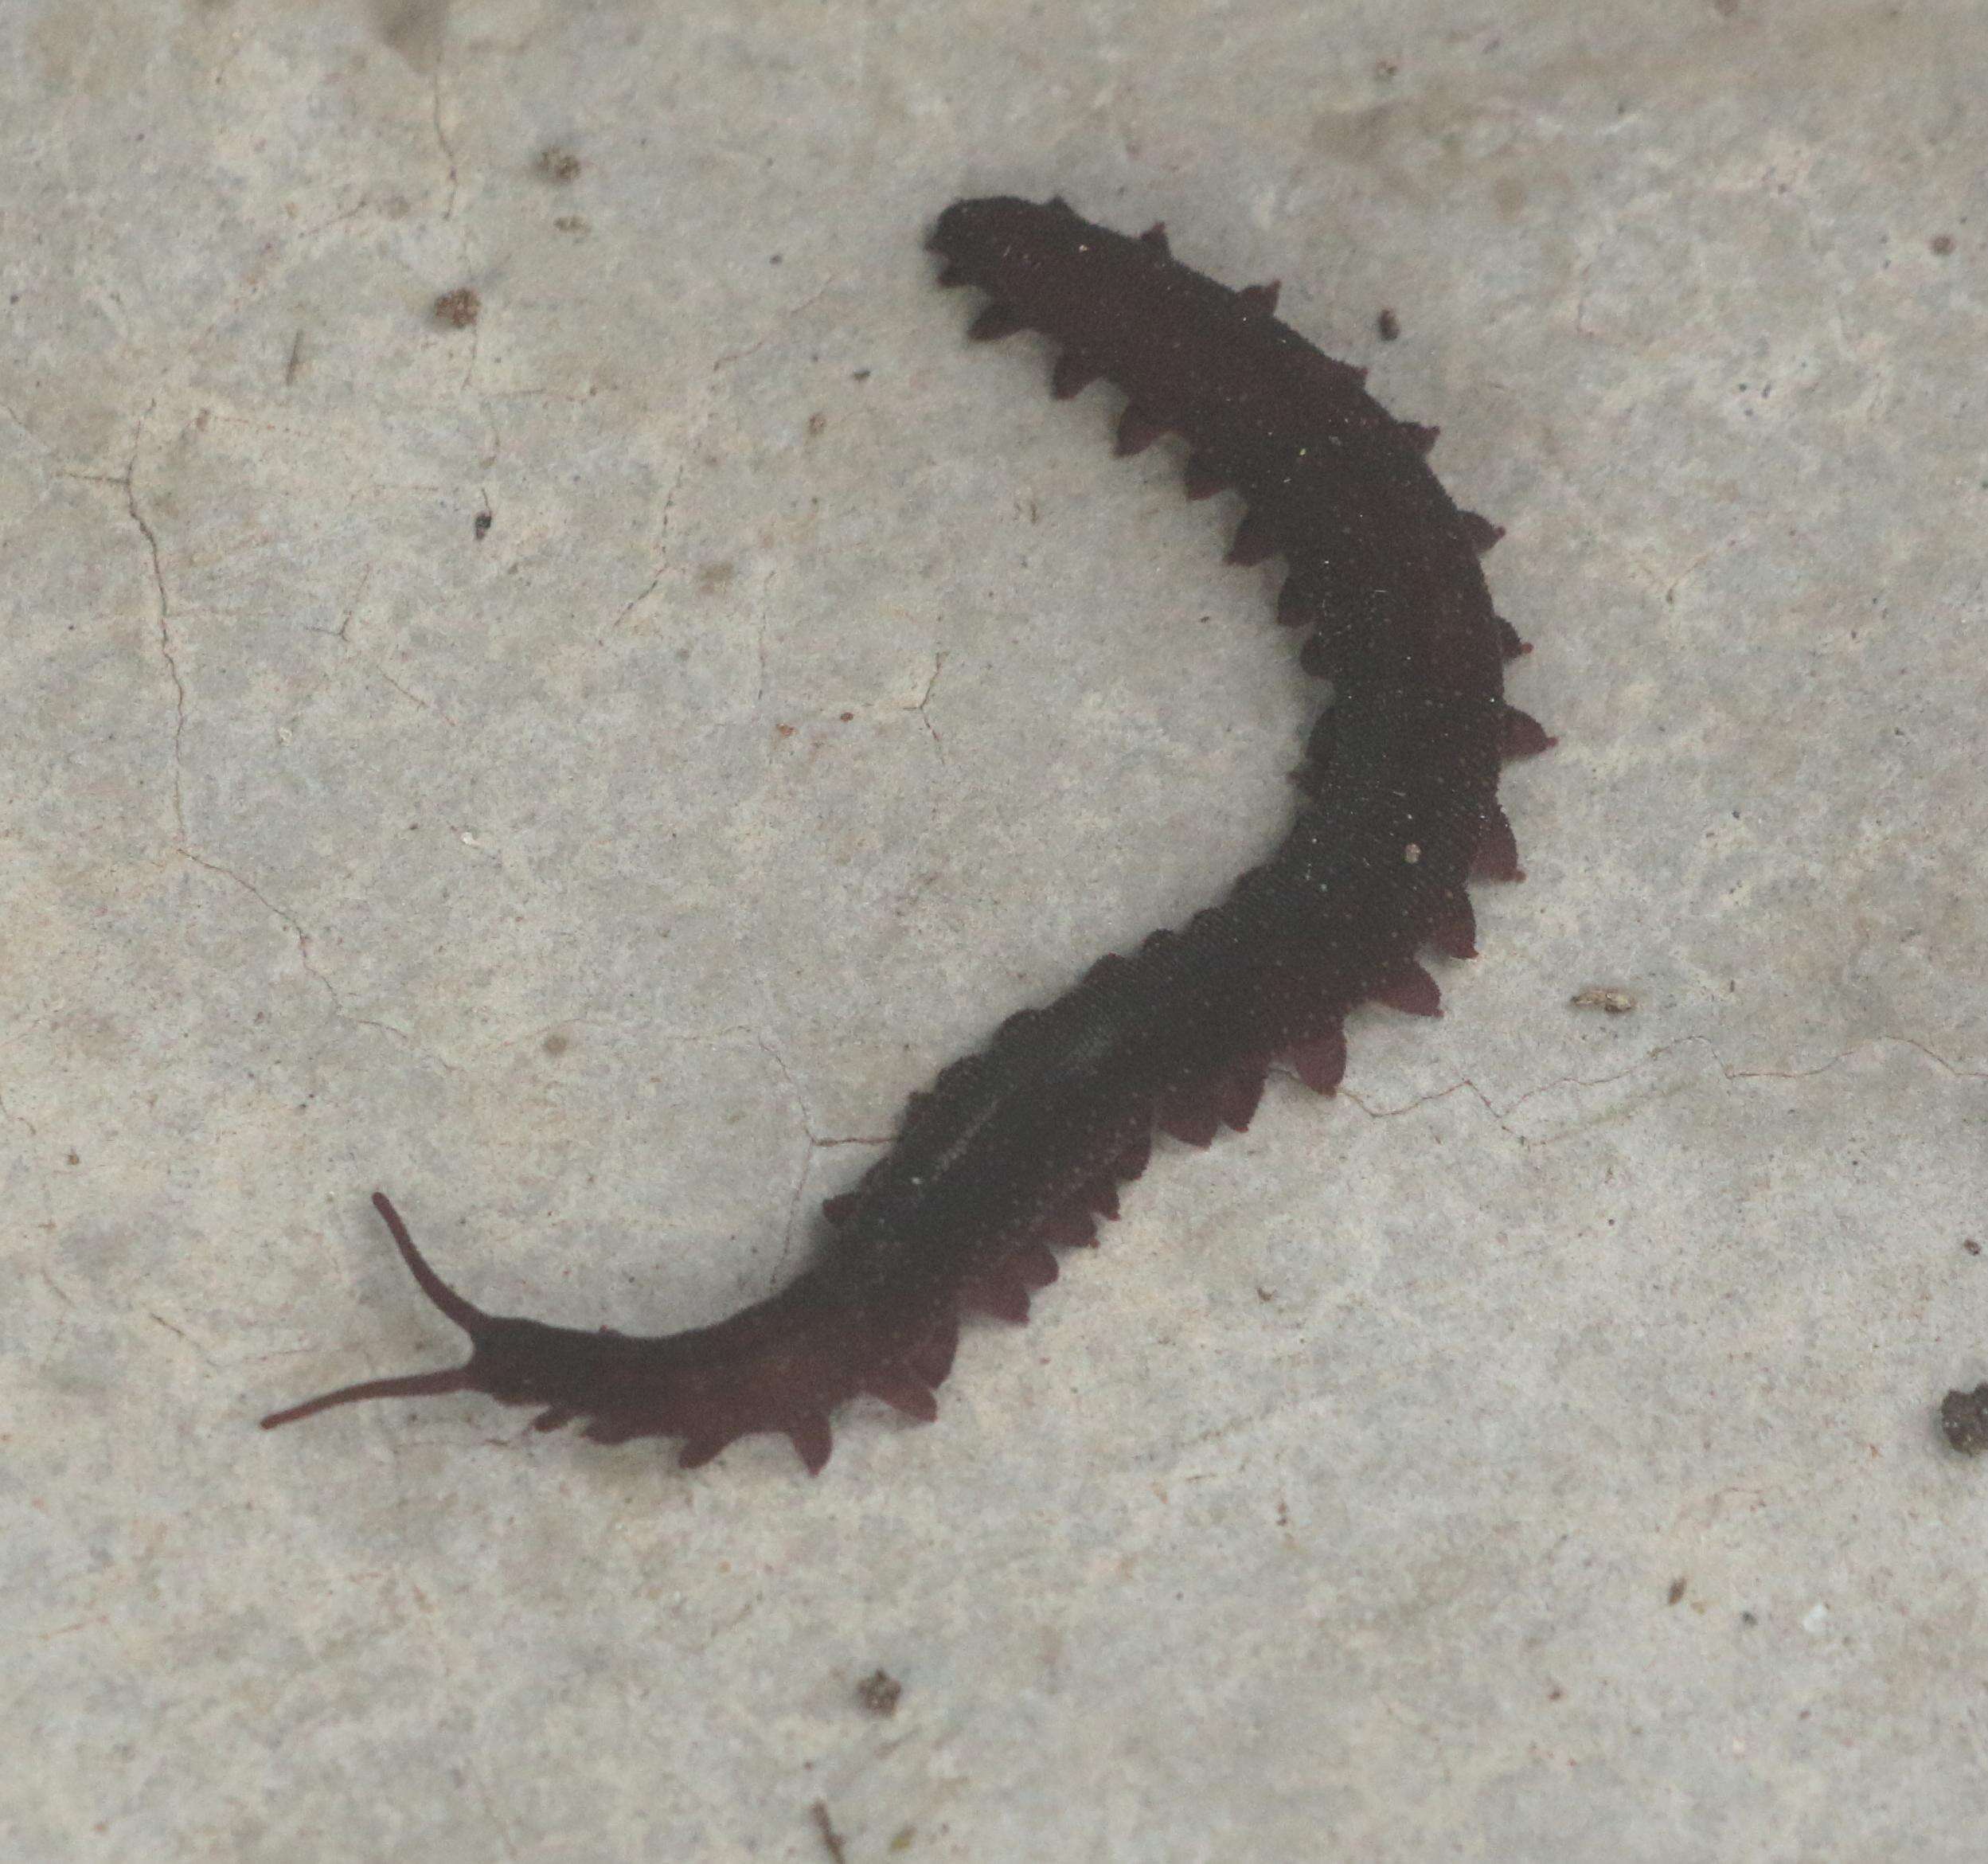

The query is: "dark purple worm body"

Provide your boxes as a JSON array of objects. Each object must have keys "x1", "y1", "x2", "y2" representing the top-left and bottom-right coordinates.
[{"x1": 262, "y1": 197, "x2": 1549, "y2": 1475}]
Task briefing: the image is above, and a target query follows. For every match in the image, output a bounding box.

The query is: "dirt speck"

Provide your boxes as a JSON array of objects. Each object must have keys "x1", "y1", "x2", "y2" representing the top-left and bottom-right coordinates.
[
  {"x1": 1572, "y1": 986, "x2": 1636, "y2": 1014},
  {"x1": 538, "y1": 145, "x2": 583, "y2": 184},
  {"x1": 1667, "y1": 1577, "x2": 1687, "y2": 1605},
  {"x1": 542, "y1": 1033, "x2": 570, "y2": 1057},
  {"x1": 1941, "y1": 1385, "x2": 1988, "y2": 1454},
  {"x1": 856, "y1": 1668, "x2": 902, "y2": 1717},
  {"x1": 1376, "y1": 307, "x2": 1400, "y2": 341},
  {"x1": 1931, "y1": 233, "x2": 1955, "y2": 256},
  {"x1": 432, "y1": 287, "x2": 480, "y2": 329}
]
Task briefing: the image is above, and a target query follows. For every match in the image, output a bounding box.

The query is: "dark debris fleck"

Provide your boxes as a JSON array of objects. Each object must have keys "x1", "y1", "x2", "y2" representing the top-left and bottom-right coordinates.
[
  {"x1": 855, "y1": 1668, "x2": 902, "y2": 1717},
  {"x1": 1939, "y1": 1384, "x2": 1988, "y2": 1455},
  {"x1": 433, "y1": 287, "x2": 481, "y2": 329}
]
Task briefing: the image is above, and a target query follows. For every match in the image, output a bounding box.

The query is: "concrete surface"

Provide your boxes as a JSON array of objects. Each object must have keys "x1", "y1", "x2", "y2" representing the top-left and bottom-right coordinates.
[{"x1": 5, "y1": 2, "x2": 1986, "y2": 1859}]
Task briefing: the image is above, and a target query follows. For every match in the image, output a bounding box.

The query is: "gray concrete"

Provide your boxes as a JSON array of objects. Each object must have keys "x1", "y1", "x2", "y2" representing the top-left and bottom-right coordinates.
[{"x1": 5, "y1": 2, "x2": 1986, "y2": 1858}]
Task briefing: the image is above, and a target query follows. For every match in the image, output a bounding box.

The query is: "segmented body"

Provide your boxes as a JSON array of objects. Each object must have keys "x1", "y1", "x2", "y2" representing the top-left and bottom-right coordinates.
[{"x1": 263, "y1": 197, "x2": 1549, "y2": 1475}]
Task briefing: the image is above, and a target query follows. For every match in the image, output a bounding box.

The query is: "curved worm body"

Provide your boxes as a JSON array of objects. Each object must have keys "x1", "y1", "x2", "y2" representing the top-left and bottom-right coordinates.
[{"x1": 263, "y1": 197, "x2": 1549, "y2": 1475}]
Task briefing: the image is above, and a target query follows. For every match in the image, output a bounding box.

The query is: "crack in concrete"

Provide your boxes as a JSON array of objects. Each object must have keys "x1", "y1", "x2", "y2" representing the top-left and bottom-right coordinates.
[
  {"x1": 127, "y1": 492, "x2": 182, "y2": 846},
  {"x1": 613, "y1": 564, "x2": 668, "y2": 633},
  {"x1": 146, "y1": 1309, "x2": 219, "y2": 1372},
  {"x1": 303, "y1": 566, "x2": 459, "y2": 723},
  {"x1": 756, "y1": 1033, "x2": 822, "y2": 1276},
  {"x1": 182, "y1": 850, "x2": 334, "y2": 991},
  {"x1": 902, "y1": 650, "x2": 948, "y2": 759},
  {"x1": 335, "y1": 564, "x2": 368, "y2": 641},
  {"x1": 459, "y1": 304, "x2": 482, "y2": 395},
  {"x1": 751, "y1": 1033, "x2": 894, "y2": 1275},
  {"x1": 611, "y1": 453, "x2": 689, "y2": 632},
  {"x1": 429, "y1": 61, "x2": 459, "y2": 224},
  {"x1": 608, "y1": 280, "x2": 838, "y2": 641},
  {"x1": 1330, "y1": 1031, "x2": 1986, "y2": 1151},
  {"x1": 1, "y1": 398, "x2": 53, "y2": 455},
  {"x1": 1888, "y1": 1036, "x2": 1988, "y2": 1083},
  {"x1": 36, "y1": 1267, "x2": 76, "y2": 1310},
  {"x1": 291, "y1": 195, "x2": 372, "y2": 247},
  {"x1": 748, "y1": 565, "x2": 786, "y2": 719},
  {"x1": 481, "y1": 386, "x2": 595, "y2": 405},
  {"x1": 64, "y1": 405, "x2": 185, "y2": 840},
  {"x1": 0, "y1": 1078, "x2": 37, "y2": 1143},
  {"x1": 424, "y1": 31, "x2": 486, "y2": 404},
  {"x1": 709, "y1": 281, "x2": 837, "y2": 375},
  {"x1": 368, "y1": 659, "x2": 458, "y2": 725},
  {"x1": 178, "y1": 850, "x2": 460, "y2": 1072},
  {"x1": 1662, "y1": 537, "x2": 1733, "y2": 608}
]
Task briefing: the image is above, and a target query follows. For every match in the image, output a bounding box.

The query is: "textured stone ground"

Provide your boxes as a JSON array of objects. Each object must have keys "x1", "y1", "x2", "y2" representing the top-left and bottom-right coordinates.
[{"x1": 5, "y1": 2, "x2": 1985, "y2": 1858}]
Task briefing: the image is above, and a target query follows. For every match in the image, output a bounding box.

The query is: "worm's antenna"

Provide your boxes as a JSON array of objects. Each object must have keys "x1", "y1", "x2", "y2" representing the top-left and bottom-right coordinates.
[
  {"x1": 259, "y1": 1193, "x2": 485, "y2": 1430},
  {"x1": 260, "y1": 1366, "x2": 473, "y2": 1429},
  {"x1": 367, "y1": 1192, "x2": 487, "y2": 1334}
]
